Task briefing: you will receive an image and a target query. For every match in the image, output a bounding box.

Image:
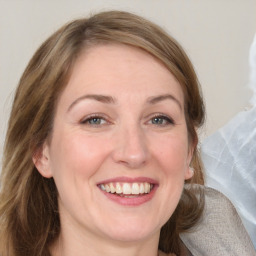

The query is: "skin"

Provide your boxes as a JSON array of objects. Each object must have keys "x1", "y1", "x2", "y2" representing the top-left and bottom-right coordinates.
[{"x1": 34, "y1": 44, "x2": 194, "y2": 256}]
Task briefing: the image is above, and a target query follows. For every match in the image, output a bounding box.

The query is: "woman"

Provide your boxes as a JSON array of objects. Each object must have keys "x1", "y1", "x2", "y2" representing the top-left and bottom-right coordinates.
[{"x1": 0, "y1": 11, "x2": 254, "y2": 256}]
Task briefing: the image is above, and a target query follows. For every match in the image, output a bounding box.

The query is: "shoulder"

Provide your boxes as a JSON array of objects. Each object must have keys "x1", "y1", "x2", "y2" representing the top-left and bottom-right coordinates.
[
  {"x1": 203, "y1": 186, "x2": 241, "y2": 218},
  {"x1": 180, "y1": 186, "x2": 256, "y2": 256}
]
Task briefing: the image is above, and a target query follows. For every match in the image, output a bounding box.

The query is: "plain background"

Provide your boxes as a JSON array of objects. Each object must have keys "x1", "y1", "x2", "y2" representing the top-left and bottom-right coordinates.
[{"x1": 1, "y1": 0, "x2": 256, "y2": 161}]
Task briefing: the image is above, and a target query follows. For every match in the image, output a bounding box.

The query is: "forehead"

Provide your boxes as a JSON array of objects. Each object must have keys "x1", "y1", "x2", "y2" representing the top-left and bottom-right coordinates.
[{"x1": 60, "y1": 43, "x2": 184, "y2": 106}]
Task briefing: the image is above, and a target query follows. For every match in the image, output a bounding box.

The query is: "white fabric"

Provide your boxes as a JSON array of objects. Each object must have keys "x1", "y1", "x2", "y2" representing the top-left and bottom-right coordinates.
[
  {"x1": 201, "y1": 34, "x2": 256, "y2": 248},
  {"x1": 201, "y1": 106, "x2": 256, "y2": 247}
]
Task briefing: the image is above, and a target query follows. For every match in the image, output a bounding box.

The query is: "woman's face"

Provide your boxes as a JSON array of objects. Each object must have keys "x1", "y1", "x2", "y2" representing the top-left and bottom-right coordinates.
[{"x1": 36, "y1": 44, "x2": 193, "y2": 243}]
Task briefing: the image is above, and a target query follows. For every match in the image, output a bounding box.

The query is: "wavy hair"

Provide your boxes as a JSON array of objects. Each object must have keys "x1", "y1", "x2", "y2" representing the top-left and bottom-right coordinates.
[{"x1": 0, "y1": 11, "x2": 205, "y2": 256}]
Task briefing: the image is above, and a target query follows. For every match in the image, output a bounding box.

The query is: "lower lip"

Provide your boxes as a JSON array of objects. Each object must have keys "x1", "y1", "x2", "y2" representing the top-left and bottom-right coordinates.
[{"x1": 99, "y1": 185, "x2": 158, "y2": 206}]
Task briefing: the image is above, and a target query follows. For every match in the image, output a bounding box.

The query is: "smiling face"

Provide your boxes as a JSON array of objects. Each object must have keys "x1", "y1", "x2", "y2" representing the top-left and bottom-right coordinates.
[{"x1": 35, "y1": 44, "x2": 194, "y2": 246}]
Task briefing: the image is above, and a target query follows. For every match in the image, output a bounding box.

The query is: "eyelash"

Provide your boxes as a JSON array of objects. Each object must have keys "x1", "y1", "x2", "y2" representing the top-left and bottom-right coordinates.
[
  {"x1": 148, "y1": 114, "x2": 175, "y2": 126},
  {"x1": 80, "y1": 113, "x2": 175, "y2": 127},
  {"x1": 80, "y1": 114, "x2": 109, "y2": 126}
]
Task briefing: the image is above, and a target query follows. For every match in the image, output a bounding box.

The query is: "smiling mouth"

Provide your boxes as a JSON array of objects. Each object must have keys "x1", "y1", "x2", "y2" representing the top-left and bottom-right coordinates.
[{"x1": 98, "y1": 182, "x2": 154, "y2": 197}]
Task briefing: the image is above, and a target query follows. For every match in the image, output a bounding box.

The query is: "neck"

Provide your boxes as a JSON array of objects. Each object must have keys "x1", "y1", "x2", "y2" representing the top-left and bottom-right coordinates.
[{"x1": 50, "y1": 227, "x2": 161, "y2": 256}]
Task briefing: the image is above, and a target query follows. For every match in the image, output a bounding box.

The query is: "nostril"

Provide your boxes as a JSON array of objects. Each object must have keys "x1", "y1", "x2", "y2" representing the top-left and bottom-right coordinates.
[{"x1": 111, "y1": 130, "x2": 149, "y2": 168}]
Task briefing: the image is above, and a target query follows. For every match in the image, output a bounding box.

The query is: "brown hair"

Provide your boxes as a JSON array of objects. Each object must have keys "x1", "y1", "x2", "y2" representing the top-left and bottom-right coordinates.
[{"x1": 0, "y1": 11, "x2": 205, "y2": 256}]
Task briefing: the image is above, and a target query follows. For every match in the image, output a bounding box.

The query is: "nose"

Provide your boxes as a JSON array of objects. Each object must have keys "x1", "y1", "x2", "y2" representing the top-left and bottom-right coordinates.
[{"x1": 111, "y1": 125, "x2": 149, "y2": 169}]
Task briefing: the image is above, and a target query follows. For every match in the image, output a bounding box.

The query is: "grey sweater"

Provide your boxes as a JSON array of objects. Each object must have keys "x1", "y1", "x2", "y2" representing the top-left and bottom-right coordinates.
[{"x1": 180, "y1": 186, "x2": 256, "y2": 256}]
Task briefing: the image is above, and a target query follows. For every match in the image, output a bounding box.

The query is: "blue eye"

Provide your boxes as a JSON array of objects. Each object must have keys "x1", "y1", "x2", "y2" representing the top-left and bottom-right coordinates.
[
  {"x1": 152, "y1": 117, "x2": 165, "y2": 124},
  {"x1": 88, "y1": 118, "x2": 104, "y2": 125},
  {"x1": 81, "y1": 116, "x2": 107, "y2": 126},
  {"x1": 150, "y1": 115, "x2": 174, "y2": 125}
]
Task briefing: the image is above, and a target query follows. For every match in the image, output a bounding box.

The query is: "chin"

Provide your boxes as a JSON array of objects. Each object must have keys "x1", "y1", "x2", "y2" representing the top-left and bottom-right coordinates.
[{"x1": 100, "y1": 219, "x2": 160, "y2": 243}]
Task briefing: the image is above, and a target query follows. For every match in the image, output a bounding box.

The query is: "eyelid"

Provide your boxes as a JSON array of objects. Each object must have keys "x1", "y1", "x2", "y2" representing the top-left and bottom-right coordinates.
[
  {"x1": 147, "y1": 113, "x2": 175, "y2": 125},
  {"x1": 80, "y1": 113, "x2": 111, "y2": 125}
]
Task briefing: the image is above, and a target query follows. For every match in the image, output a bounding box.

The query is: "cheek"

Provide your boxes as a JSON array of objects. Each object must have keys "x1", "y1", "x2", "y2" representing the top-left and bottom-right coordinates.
[
  {"x1": 49, "y1": 131, "x2": 111, "y2": 179},
  {"x1": 150, "y1": 136, "x2": 189, "y2": 224},
  {"x1": 48, "y1": 132, "x2": 113, "y2": 212},
  {"x1": 150, "y1": 134, "x2": 189, "y2": 176}
]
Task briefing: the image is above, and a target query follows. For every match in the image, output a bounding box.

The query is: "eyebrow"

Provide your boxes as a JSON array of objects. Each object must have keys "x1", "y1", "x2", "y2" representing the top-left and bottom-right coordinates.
[
  {"x1": 67, "y1": 94, "x2": 116, "y2": 112},
  {"x1": 67, "y1": 93, "x2": 182, "y2": 112},
  {"x1": 147, "y1": 94, "x2": 182, "y2": 110}
]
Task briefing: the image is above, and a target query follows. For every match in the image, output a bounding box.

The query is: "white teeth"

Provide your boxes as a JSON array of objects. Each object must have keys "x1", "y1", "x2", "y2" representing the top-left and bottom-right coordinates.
[
  {"x1": 145, "y1": 183, "x2": 150, "y2": 193},
  {"x1": 110, "y1": 183, "x2": 115, "y2": 193},
  {"x1": 123, "y1": 183, "x2": 132, "y2": 194},
  {"x1": 105, "y1": 184, "x2": 110, "y2": 192},
  {"x1": 116, "y1": 183, "x2": 122, "y2": 194},
  {"x1": 132, "y1": 183, "x2": 140, "y2": 194},
  {"x1": 99, "y1": 182, "x2": 154, "y2": 195},
  {"x1": 100, "y1": 184, "x2": 106, "y2": 191},
  {"x1": 139, "y1": 183, "x2": 145, "y2": 194}
]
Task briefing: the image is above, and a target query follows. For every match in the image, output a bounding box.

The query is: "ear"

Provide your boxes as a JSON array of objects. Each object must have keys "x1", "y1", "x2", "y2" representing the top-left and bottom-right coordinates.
[
  {"x1": 184, "y1": 166, "x2": 194, "y2": 180},
  {"x1": 32, "y1": 142, "x2": 53, "y2": 178},
  {"x1": 184, "y1": 139, "x2": 196, "y2": 180}
]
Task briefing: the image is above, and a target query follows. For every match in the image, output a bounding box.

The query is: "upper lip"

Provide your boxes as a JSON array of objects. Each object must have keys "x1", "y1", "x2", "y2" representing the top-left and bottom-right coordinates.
[{"x1": 97, "y1": 176, "x2": 158, "y2": 185}]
